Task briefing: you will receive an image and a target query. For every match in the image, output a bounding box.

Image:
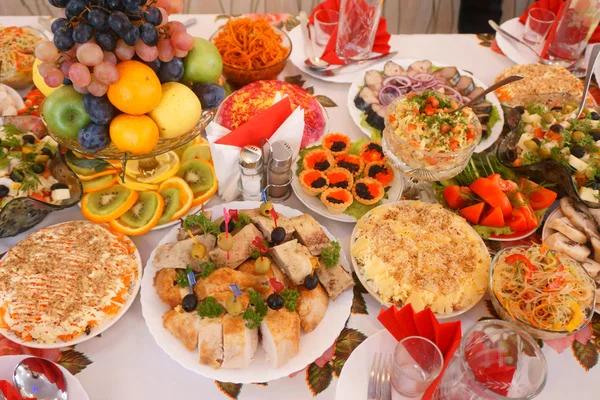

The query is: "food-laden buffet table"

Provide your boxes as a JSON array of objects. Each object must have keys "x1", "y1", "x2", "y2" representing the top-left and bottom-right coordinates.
[{"x1": 1, "y1": 13, "x2": 599, "y2": 400}]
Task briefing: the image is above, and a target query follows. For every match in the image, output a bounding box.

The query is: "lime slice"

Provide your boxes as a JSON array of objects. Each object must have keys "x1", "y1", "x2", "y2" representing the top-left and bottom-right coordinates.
[
  {"x1": 181, "y1": 143, "x2": 212, "y2": 163},
  {"x1": 125, "y1": 151, "x2": 180, "y2": 184}
]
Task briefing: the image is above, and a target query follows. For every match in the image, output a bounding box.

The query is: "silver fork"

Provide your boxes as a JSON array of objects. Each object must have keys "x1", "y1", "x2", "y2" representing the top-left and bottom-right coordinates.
[
  {"x1": 368, "y1": 353, "x2": 392, "y2": 400},
  {"x1": 311, "y1": 51, "x2": 399, "y2": 77}
]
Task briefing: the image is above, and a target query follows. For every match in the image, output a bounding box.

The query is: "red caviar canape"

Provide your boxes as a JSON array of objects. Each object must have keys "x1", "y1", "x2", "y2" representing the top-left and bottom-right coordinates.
[
  {"x1": 320, "y1": 187, "x2": 353, "y2": 214},
  {"x1": 303, "y1": 149, "x2": 335, "y2": 172},
  {"x1": 322, "y1": 132, "x2": 351, "y2": 156},
  {"x1": 352, "y1": 177, "x2": 385, "y2": 205},
  {"x1": 365, "y1": 161, "x2": 395, "y2": 187},
  {"x1": 334, "y1": 154, "x2": 364, "y2": 177},
  {"x1": 360, "y1": 140, "x2": 385, "y2": 163},
  {"x1": 299, "y1": 169, "x2": 329, "y2": 196},
  {"x1": 325, "y1": 167, "x2": 354, "y2": 190}
]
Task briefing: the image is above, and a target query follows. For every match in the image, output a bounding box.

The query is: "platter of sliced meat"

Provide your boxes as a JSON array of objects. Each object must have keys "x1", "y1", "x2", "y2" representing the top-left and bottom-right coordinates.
[
  {"x1": 140, "y1": 201, "x2": 353, "y2": 383},
  {"x1": 346, "y1": 59, "x2": 505, "y2": 153}
]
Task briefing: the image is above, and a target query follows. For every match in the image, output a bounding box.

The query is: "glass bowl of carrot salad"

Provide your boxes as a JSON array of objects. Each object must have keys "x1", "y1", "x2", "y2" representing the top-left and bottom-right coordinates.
[
  {"x1": 490, "y1": 244, "x2": 596, "y2": 340},
  {"x1": 210, "y1": 18, "x2": 291, "y2": 88},
  {"x1": 0, "y1": 26, "x2": 44, "y2": 89}
]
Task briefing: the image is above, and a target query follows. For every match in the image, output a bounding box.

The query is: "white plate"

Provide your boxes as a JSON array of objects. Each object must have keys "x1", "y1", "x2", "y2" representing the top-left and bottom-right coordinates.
[
  {"x1": 0, "y1": 355, "x2": 89, "y2": 400},
  {"x1": 1, "y1": 83, "x2": 25, "y2": 112},
  {"x1": 335, "y1": 329, "x2": 396, "y2": 400},
  {"x1": 346, "y1": 59, "x2": 505, "y2": 153},
  {"x1": 488, "y1": 227, "x2": 538, "y2": 242},
  {"x1": 350, "y1": 201, "x2": 486, "y2": 319},
  {"x1": 494, "y1": 18, "x2": 540, "y2": 66},
  {"x1": 288, "y1": 26, "x2": 383, "y2": 83},
  {"x1": 141, "y1": 201, "x2": 352, "y2": 384},
  {"x1": 0, "y1": 222, "x2": 142, "y2": 349},
  {"x1": 291, "y1": 162, "x2": 404, "y2": 223}
]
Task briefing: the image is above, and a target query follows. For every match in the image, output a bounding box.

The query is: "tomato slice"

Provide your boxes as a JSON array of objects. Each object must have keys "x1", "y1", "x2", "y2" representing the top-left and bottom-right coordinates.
[
  {"x1": 512, "y1": 192, "x2": 539, "y2": 229},
  {"x1": 443, "y1": 186, "x2": 472, "y2": 210},
  {"x1": 459, "y1": 202, "x2": 486, "y2": 225},
  {"x1": 29, "y1": 193, "x2": 46, "y2": 202},
  {"x1": 507, "y1": 208, "x2": 528, "y2": 231},
  {"x1": 487, "y1": 174, "x2": 518, "y2": 193},
  {"x1": 518, "y1": 178, "x2": 557, "y2": 210},
  {"x1": 469, "y1": 178, "x2": 513, "y2": 218},
  {"x1": 480, "y1": 206, "x2": 505, "y2": 228}
]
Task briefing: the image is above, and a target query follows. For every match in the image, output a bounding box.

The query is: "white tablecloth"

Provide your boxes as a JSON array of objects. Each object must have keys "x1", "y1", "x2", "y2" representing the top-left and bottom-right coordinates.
[{"x1": 0, "y1": 14, "x2": 597, "y2": 400}]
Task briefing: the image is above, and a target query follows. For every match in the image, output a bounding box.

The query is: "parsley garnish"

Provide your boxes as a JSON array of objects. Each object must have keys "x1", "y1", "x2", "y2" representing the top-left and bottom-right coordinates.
[
  {"x1": 575, "y1": 133, "x2": 595, "y2": 149},
  {"x1": 234, "y1": 213, "x2": 251, "y2": 230},
  {"x1": 1, "y1": 124, "x2": 23, "y2": 136},
  {"x1": 320, "y1": 241, "x2": 341, "y2": 268},
  {"x1": 19, "y1": 168, "x2": 41, "y2": 192},
  {"x1": 250, "y1": 239, "x2": 270, "y2": 259},
  {"x1": 569, "y1": 118, "x2": 593, "y2": 135},
  {"x1": 1, "y1": 134, "x2": 21, "y2": 150},
  {"x1": 526, "y1": 103, "x2": 546, "y2": 116},
  {"x1": 243, "y1": 290, "x2": 268, "y2": 329},
  {"x1": 522, "y1": 152, "x2": 542, "y2": 165},
  {"x1": 280, "y1": 289, "x2": 300, "y2": 312},
  {"x1": 199, "y1": 261, "x2": 215, "y2": 279},
  {"x1": 197, "y1": 296, "x2": 224, "y2": 318},
  {"x1": 183, "y1": 213, "x2": 220, "y2": 236},
  {"x1": 176, "y1": 262, "x2": 215, "y2": 287}
]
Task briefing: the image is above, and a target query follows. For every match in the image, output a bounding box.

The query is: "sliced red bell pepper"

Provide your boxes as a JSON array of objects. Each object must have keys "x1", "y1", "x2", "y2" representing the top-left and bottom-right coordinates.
[
  {"x1": 479, "y1": 206, "x2": 505, "y2": 228},
  {"x1": 469, "y1": 178, "x2": 513, "y2": 218},
  {"x1": 545, "y1": 266, "x2": 565, "y2": 291},
  {"x1": 459, "y1": 202, "x2": 486, "y2": 225},
  {"x1": 505, "y1": 254, "x2": 537, "y2": 282},
  {"x1": 512, "y1": 192, "x2": 539, "y2": 229},
  {"x1": 507, "y1": 208, "x2": 528, "y2": 232},
  {"x1": 443, "y1": 186, "x2": 472, "y2": 210},
  {"x1": 487, "y1": 174, "x2": 518, "y2": 193},
  {"x1": 518, "y1": 178, "x2": 557, "y2": 210}
]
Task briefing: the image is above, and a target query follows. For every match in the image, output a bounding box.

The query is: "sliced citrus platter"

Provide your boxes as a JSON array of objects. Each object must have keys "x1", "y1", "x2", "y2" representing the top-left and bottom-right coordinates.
[{"x1": 74, "y1": 138, "x2": 218, "y2": 235}]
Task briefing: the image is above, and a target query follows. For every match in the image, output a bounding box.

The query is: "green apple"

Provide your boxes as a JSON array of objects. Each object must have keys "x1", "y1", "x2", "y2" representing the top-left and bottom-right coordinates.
[
  {"x1": 182, "y1": 38, "x2": 223, "y2": 84},
  {"x1": 42, "y1": 86, "x2": 91, "y2": 139}
]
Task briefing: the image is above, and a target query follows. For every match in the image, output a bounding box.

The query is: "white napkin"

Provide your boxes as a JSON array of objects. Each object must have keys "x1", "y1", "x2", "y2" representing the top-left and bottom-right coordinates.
[{"x1": 206, "y1": 93, "x2": 305, "y2": 202}]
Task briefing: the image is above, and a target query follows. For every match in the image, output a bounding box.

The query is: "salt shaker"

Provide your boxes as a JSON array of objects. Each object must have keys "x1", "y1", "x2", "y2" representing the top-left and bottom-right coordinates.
[
  {"x1": 268, "y1": 141, "x2": 293, "y2": 199},
  {"x1": 239, "y1": 145, "x2": 265, "y2": 201}
]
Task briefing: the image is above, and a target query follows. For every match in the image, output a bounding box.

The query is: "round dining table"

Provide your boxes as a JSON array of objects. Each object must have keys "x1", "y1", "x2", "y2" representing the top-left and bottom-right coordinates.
[{"x1": 0, "y1": 13, "x2": 598, "y2": 400}]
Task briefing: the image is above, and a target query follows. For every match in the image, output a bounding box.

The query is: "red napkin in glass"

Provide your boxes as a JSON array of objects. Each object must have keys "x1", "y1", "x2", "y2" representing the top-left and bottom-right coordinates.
[
  {"x1": 518, "y1": 0, "x2": 600, "y2": 56},
  {"x1": 308, "y1": 0, "x2": 391, "y2": 65},
  {"x1": 0, "y1": 380, "x2": 33, "y2": 400},
  {"x1": 215, "y1": 97, "x2": 293, "y2": 147},
  {"x1": 377, "y1": 304, "x2": 461, "y2": 400}
]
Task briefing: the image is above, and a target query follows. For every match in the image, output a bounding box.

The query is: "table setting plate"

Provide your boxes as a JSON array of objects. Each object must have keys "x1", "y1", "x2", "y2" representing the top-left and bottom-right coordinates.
[
  {"x1": 140, "y1": 200, "x2": 352, "y2": 384},
  {"x1": 0, "y1": 222, "x2": 143, "y2": 349},
  {"x1": 494, "y1": 17, "x2": 540, "y2": 66},
  {"x1": 0, "y1": 355, "x2": 89, "y2": 400},
  {"x1": 346, "y1": 58, "x2": 505, "y2": 153}
]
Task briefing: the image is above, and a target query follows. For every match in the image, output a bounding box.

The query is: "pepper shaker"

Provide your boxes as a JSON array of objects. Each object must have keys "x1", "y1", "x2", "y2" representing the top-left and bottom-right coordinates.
[
  {"x1": 268, "y1": 141, "x2": 293, "y2": 200},
  {"x1": 239, "y1": 145, "x2": 265, "y2": 201}
]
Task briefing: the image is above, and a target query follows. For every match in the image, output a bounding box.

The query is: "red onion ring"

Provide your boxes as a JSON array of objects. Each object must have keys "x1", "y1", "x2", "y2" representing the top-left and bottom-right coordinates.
[{"x1": 378, "y1": 85, "x2": 402, "y2": 106}]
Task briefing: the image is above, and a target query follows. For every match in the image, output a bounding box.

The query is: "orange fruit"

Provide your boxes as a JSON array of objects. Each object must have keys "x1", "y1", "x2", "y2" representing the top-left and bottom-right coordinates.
[
  {"x1": 81, "y1": 174, "x2": 118, "y2": 193},
  {"x1": 107, "y1": 60, "x2": 162, "y2": 115},
  {"x1": 109, "y1": 191, "x2": 165, "y2": 236},
  {"x1": 110, "y1": 114, "x2": 159, "y2": 155},
  {"x1": 158, "y1": 177, "x2": 194, "y2": 222},
  {"x1": 77, "y1": 169, "x2": 117, "y2": 182}
]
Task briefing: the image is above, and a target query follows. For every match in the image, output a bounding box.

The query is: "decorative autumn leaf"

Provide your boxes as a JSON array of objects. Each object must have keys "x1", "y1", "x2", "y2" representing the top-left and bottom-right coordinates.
[
  {"x1": 476, "y1": 33, "x2": 494, "y2": 47},
  {"x1": 485, "y1": 299, "x2": 501, "y2": 319},
  {"x1": 214, "y1": 14, "x2": 232, "y2": 21},
  {"x1": 57, "y1": 350, "x2": 92, "y2": 375},
  {"x1": 64, "y1": 150, "x2": 112, "y2": 172},
  {"x1": 252, "y1": 382, "x2": 268, "y2": 386},
  {"x1": 335, "y1": 328, "x2": 367, "y2": 362},
  {"x1": 572, "y1": 340, "x2": 599, "y2": 371},
  {"x1": 284, "y1": 15, "x2": 301, "y2": 31},
  {"x1": 306, "y1": 361, "x2": 333, "y2": 396},
  {"x1": 487, "y1": 241, "x2": 502, "y2": 254},
  {"x1": 284, "y1": 75, "x2": 306, "y2": 88},
  {"x1": 351, "y1": 286, "x2": 368, "y2": 315},
  {"x1": 305, "y1": 86, "x2": 315, "y2": 95},
  {"x1": 536, "y1": 339, "x2": 544, "y2": 349},
  {"x1": 315, "y1": 95, "x2": 338, "y2": 108},
  {"x1": 479, "y1": 41, "x2": 492, "y2": 48},
  {"x1": 352, "y1": 272, "x2": 367, "y2": 294},
  {"x1": 591, "y1": 313, "x2": 600, "y2": 337},
  {"x1": 215, "y1": 381, "x2": 243, "y2": 399}
]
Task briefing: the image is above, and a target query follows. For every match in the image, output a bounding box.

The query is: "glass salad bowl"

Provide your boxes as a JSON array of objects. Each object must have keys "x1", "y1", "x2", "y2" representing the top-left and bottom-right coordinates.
[
  {"x1": 497, "y1": 93, "x2": 600, "y2": 208},
  {"x1": 0, "y1": 116, "x2": 83, "y2": 238},
  {"x1": 382, "y1": 95, "x2": 482, "y2": 182}
]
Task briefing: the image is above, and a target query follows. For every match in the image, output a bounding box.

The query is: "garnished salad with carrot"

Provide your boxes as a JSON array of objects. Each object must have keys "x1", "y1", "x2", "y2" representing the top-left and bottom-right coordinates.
[
  {"x1": 433, "y1": 155, "x2": 557, "y2": 239},
  {"x1": 387, "y1": 90, "x2": 479, "y2": 153},
  {"x1": 492, "y1": 245, "x2": 595, "y2": 332}
]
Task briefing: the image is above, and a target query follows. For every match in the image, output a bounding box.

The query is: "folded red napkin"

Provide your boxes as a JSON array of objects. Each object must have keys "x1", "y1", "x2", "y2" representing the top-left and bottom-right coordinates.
[
  {"x1": 518, "y1": 0, "x2": 600, "y2": 56},
  {"x1": 308, "y1": 0, "x2": 391, "y2": 65},
  {"x1": 215, "y1": 97, "x2": 293, "y2": 147},
  {"x1": 0, "y1": 380, "x2": 34, "y2": 400},
  {"x1": 377, "y1": 305, "x2": 461, "y2": 400}
]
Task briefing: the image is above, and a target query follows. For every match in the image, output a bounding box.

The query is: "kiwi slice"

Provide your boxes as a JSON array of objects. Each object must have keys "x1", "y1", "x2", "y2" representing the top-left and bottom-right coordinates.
[
  {"x1": 118, "y1": 191, "x2": 160, "y2": 228},
  {"x1": 158, "y1": 188, "x2": 181, "y2": 225},
  {"x1": 86, "y1": 186, "x2": 134, "y2": 217},
  {"x1": 176, "y1": 159, "x2": 215, "y2": 195},
  {"x1": 181, "y1": 144, "x2": 212, "y2": 163},
  {"x1": 82, "y1": 174, "x2": 115, "y2": 192}
]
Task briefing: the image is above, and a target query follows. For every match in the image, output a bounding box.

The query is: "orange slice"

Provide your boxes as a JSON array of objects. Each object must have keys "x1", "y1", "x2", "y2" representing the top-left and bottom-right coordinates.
[
  {"x1": 77, "y1": 170, "x2": 118, "y2": 182},
  {"x1": 158, "y1": 176, "x2": 194, "y2": 221},
  {"x1": 109, "y1": 191, "x2": 165, "y2": 236},
  {"x1": 82, "y1": 174, "x2": 118, "y2": 193},
  {"x1": 81, "y1": 187, "x2": 139, "y2": 223}
]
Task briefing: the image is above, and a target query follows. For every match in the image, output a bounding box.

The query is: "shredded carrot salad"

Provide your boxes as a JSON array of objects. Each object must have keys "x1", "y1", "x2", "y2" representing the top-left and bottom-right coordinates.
[
  {"x1": 492, "y1": 245, "x2": 595, "y2": 332},
  {"x1": 0, "y1": 27, "x2": 41, "y2": 73},
  {"x1": 212, "y1": 18, "x2": 289, "y2": 69}
]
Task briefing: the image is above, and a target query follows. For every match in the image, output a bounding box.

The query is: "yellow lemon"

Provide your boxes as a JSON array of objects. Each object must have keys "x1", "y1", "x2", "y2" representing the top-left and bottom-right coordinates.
[
  {"x1": 148, "y1": 82, "x2": 202, "y2": 139},
  {"x1": 32, "y1": 58, "x2": 61, "y2": 97}
]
